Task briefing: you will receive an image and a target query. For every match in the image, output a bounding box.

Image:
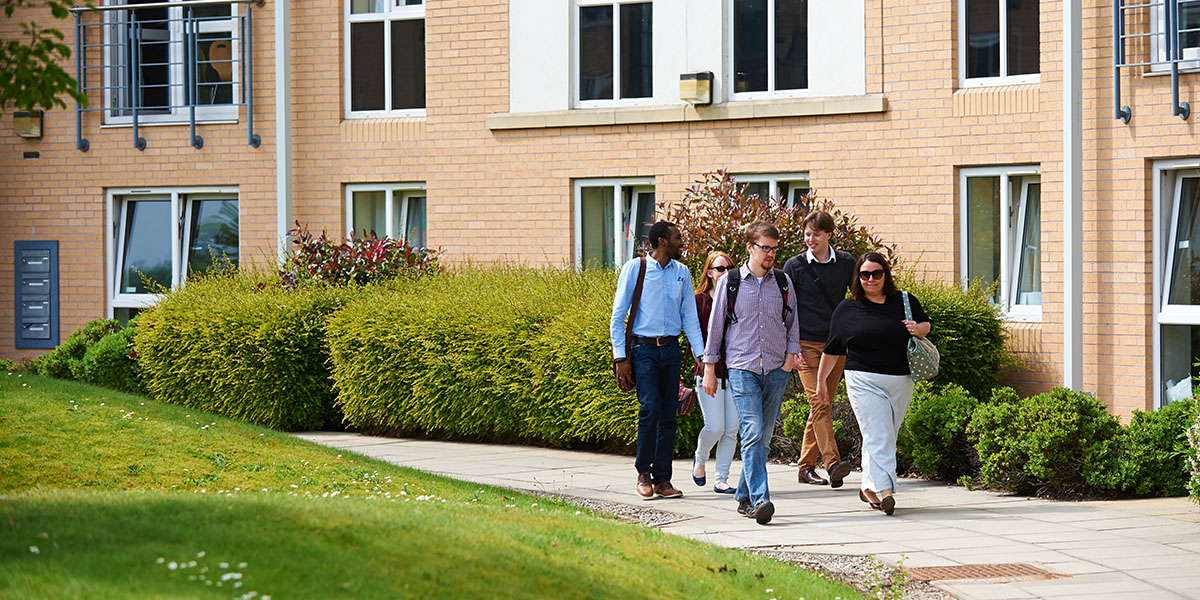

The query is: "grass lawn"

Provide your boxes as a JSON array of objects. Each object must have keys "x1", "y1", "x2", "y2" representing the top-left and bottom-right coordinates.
[{"x1": 0, "y1": 373, "x2": 863, "y2": 599}]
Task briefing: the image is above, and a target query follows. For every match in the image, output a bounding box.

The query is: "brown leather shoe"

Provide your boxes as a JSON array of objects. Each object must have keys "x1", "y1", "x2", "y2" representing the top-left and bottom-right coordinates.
[
  {"x1": 827, "y1": 460, "x2": 852, "y2": 489},
  {"x1": 798, "y1": 468, "x2": 829, "y2": 485},
  {"x1": 653, "y1": 481, "x2": 683, "y2": 498},
  {"x1": 636, "y1": 472, "x2": 654, "y2": 498}
]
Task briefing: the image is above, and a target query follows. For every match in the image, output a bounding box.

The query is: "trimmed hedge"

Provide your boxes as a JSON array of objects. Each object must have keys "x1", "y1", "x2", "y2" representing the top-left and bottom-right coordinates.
[
  {"x1": 136, "y1": 272, "x2": 353, "y2": 431},
  {"x1": 897, "y1": 383, "x2": 979, "y2": 480},
  {"x1": 79, "y1": 325, "x2": 142, "y2": 394},
  {"x1": 327, "y1": 267, "x2": 702, "y2": 451},
  {"x1": 1100, "y1": 398, "x2": 1199, "y2": 497},
  {"x1": 30, "y1": 318, "x2": 119, "y2": 380}
]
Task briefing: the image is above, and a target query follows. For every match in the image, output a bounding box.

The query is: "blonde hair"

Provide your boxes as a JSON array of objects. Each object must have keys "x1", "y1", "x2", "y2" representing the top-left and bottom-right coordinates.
[{"x1": 696, "y1": 250, "x2": 735, "y2": 295}]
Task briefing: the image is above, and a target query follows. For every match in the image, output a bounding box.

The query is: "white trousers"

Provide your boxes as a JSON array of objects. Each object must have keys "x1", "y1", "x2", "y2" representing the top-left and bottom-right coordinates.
[
  {"x1": 845, "y1": 370, "x2": 914, "y2": 493},
  {"x1": 693, "y1": 376, "x2": 738, "y2": 484}
]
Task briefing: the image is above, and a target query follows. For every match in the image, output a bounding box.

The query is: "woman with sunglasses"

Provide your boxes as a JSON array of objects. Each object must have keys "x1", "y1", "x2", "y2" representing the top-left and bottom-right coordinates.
[
  {"x1": 690, "y1": 250, "x2": 739, "y2": 493},
  {"x1": 813, "y1": 252, "x2": 930, "y2": 515}
]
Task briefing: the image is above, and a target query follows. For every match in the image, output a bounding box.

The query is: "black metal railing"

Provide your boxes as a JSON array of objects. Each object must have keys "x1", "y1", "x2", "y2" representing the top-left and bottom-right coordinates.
[
  {"x1": 72, "y1": 0, "x2": 263, "y2": 151},
  {"x1": 1114, "y1": 0, "x2": 1199, "y2": 122}
]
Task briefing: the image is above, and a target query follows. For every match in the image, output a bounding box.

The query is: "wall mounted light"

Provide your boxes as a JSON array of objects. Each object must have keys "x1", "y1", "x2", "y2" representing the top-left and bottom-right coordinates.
[
  {"x1": 14, "y1": 111, "x2": 43, "y2": 139},
  {"x1": 679, "y1": 72, "x2": 713, "y2": 106}
]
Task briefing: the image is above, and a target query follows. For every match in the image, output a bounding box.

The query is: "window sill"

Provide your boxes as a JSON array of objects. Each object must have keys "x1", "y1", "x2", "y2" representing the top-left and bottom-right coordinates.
[
  {"x1": 952, "y1": 84, "x2": 1040, "y2": 117},
  {"x1": 486, "y1": 94, "x2": 888, "y2": 130},
  {"x1": 340, "y1": 117, "x2": 426, "y2": 142}
]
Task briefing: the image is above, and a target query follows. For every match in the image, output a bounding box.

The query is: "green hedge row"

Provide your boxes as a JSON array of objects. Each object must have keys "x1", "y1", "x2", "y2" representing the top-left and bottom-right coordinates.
[{"x1": 136, "y1": 273, "x2": 353, "y2": 431}]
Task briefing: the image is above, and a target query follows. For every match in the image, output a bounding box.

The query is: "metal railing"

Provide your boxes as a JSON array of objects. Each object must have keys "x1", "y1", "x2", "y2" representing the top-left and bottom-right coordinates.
[
  {"x1": 1114, "y1": 0, "x2": 1199, "y2": 122},
  {"x1": 72, "y1": 0, "x2": 263, "y2": 151}
]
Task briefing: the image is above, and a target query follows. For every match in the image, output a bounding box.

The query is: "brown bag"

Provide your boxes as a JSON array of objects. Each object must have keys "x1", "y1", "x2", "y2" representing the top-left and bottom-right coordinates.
[
  {"x1": 676, "y1": 383, "x2": 697, "y2": 415},
  {"x1": 612, "y1": 258, "x2": 647, "y2": 393}
]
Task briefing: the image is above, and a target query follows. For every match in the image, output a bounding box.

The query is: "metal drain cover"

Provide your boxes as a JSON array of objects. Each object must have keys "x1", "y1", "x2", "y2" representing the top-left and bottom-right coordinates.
[{"x1": 906, "y1": 563, "x2": 1068, "y2": 582}]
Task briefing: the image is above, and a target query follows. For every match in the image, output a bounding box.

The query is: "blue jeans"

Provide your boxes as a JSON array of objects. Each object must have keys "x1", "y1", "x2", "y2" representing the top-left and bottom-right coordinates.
[
  {"x1": 729, "y1": 368, "x2": 790, "y2": 506},
  {"x1": 631, "y1": 341, "x2": 682, "y2": 483}
]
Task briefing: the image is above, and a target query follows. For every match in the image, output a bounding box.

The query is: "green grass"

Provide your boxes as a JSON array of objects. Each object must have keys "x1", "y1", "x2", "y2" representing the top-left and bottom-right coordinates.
[{"x1": 0, "y1": 373, "x2": 863, "y2": 599}]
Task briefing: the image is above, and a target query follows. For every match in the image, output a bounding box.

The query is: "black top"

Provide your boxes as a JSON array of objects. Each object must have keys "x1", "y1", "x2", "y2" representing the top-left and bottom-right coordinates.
[
  {"x1": 782, "y1": 250, "x2": 856, "y2": 342},
  {"x1": 823, "y1": 292, "x2": 930, "y2": 376}
]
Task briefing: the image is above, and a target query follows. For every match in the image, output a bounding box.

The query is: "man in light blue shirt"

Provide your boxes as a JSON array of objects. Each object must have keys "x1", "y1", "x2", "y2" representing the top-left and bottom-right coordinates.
[{"x1": 611, "y1": 221, "x2": 705, "y2": 499}]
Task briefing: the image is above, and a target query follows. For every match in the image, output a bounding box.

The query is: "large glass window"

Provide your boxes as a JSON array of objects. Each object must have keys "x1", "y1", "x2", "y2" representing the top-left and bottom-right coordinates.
[
  {"x1": 732, "y1": 0, "x2": 808, "y2": 96},
  {"x1": 346, "y1": 0, "x2": 426, "y2": 116},
  {"x1": 961, "y1": 0, "x2": 1039, "y2": 85},
  {"x1": 736, "y1": 173, "x2": 811, "y2": 209},
  {"x1": 960, "y1": 167, "x2": 1041, "y2": 320},
  {"x1": 111, "y1": 189, "x2": 239, "y2": 312},
  {"x1": 577, "y1": 1, "x2": 653, "y2": 104},
  {"x1": 346, "y1": 183, "x2": 428, "y2": 247},
  {"x1": 1152, "y1": 0, "x2": 1200, "y2": 67},
  {"x1": 1159, "y1": 168, "x2": 1200, "y2": 404},
  {"x1": 575, "y1": 179, "x2": 655, "y2": 269}
]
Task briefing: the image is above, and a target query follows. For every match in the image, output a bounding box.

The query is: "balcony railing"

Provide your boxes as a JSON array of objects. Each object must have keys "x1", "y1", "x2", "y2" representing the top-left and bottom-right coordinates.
[
  {"x1": 71, "y1": 0, "x2": 263, "y2": 151},
  {"x1": 1114, "y1": 0, "x2": 1200, "y2": 122}
]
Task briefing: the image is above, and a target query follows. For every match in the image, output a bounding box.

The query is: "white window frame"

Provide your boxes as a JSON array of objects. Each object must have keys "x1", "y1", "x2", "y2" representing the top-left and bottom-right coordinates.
[
  {"x1": 957, "y1": 0, "x2": 1040, "y2": 88},
  {"x1": 106, "y1": 186, "x2": 240, "y2": 316},
  {"x1": 344, "y1": 1, "x2": 426, "y2": 118},
  {"x1": 734, "y1": 173, "x2": 811, "y2": 208},
  {"x1": 959, "y1": 166, "x2": 1042, "y2": 322},
  {"x1": 573, "y1": 0, "x2": 655, "y2": 108},
  {"x1": 573, "y1": 177, "x2": 655, "y2": 270},
  {"x1": 102, "y1": 1, "x2": 240, "y2": 125},
  {"x1": 1150, "y1": 2, "x2": 1200, "y2": 72},
  {"x1": 1153, "y1": 159, "x2": 1200, "y2": 407},
  {"x1": 345, "y1": 182, "x2": 428, "y2": 243},
  {"x1": 727, "y1": 0, "x2": 810, "y2": 101}
]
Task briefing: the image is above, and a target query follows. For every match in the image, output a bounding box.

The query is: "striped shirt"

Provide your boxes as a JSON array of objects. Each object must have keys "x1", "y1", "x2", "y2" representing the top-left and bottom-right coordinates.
[{"x1": 702, "y1": 265, "x2": 801, "y2": 375}]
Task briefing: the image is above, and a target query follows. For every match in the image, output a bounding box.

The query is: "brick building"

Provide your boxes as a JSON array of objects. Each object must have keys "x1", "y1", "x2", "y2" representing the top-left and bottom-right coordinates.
[{"x1": 2, "y1": 0, "x2": 1199, "y2": 416}]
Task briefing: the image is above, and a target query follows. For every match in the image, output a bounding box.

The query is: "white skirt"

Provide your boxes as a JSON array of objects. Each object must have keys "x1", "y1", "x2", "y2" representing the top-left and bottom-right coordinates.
[{"x1": 844, "y1": 370, "x2": 914, "y2": 493}]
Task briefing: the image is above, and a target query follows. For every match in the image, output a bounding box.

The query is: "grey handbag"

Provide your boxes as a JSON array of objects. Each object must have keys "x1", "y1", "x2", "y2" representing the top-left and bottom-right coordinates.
[{"x1": 902, "y1": 291, "x2": 939, "y2": 382}]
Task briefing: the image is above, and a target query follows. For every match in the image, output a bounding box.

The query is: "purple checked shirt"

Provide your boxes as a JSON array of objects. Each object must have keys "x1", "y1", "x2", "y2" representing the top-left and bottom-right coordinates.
[{"x1": 702, "y1": 265, "x2": 802, "y2": 375}]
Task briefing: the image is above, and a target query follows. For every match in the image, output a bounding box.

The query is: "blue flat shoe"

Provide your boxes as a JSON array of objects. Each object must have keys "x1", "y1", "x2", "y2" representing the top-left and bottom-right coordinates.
[
  {"x1": 692, "y1": 457, "x2": 706, "y2": 487},
  {"x1": 713, "y1": 484, "x2": 736, "y2": 494}
]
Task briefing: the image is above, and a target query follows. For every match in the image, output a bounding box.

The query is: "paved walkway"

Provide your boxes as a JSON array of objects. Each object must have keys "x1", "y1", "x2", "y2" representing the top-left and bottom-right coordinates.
[{"x1": 296, "y1": 432, "x2": 1200, "y2": 600}]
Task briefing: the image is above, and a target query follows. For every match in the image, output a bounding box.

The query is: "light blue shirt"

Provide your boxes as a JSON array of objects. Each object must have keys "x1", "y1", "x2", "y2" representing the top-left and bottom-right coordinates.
[{"x1": 610, "y1": 257, "x2": 705, "y2": 360}]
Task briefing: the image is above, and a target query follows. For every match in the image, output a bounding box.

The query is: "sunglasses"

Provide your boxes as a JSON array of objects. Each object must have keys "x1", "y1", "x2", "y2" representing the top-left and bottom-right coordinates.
[
  {"x1": 858, "y1": 269, "x2": 885, "y2": 281},
  {"x1": 710, "y1": 265, "x2": 732, "y2": 273}
]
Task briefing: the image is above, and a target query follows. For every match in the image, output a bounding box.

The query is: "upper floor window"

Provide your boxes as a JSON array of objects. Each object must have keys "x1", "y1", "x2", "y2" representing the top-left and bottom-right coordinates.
[
  {"x1": 576, "y1": 0, "x2": 653, "y2": 106},
  {"x1": 346, "y1": 183, "x2": 428, "y2": 248},
  {"x1": 960, "y1": 166, "x2": 1041, "y2": 320},
  {"x1": 960, "y1": 0, "x2": 1039, "y2": 86},
  {"x1": 575, "y1": 178, "x2": 655, "y2": 269},
  {"x1": 346, "y1": 0, "x2": 426, "y2": 117},
  {"x1": 1151, "y1": 1, "x2": 1200, "y2": 69},
  {"x1": 102, "y1": 1, "x2": 239, "y2": 123},
  {"x1": 736, "y1": 173, "x2": 811, "y2": 208},
  {"x1": 731, "y1": 0, "x2": 808, "y2": 97}
]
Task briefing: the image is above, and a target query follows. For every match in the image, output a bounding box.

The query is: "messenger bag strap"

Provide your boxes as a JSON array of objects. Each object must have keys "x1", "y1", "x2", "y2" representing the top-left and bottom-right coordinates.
[
  {"x1": 803, "y1": 257, "x2": 839, "y2": 312},
  {"x1": 624, "y1": 257, "x2": 648, "y2": 357}
]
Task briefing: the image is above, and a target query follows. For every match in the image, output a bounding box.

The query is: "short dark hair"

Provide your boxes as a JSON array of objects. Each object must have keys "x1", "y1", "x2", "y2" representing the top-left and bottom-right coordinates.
[
  {"x1": 647, "y1": 221, "x2": 675, "y2": 249},
  {"x1": 744, "y1": 221, "x2": 780, "y2": 244},
  {"x1": 802, "y1": 210, "x2": 835, "y2": 234},
  {"x1": 850, "y1": 251, "x2": 898, "y2": 302}
]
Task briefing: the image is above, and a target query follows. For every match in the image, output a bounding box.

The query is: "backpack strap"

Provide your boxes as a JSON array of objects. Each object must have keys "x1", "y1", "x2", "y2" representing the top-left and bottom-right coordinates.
[
  {"x1": 623, "y1": 258, "x2": 647, "y2": 357},
  {"x1": 773, "y1": 268, "x2": 793, "y2": 324},
  {"x1": 720, "y1": 267, "x2": 741, "y2": 366}
]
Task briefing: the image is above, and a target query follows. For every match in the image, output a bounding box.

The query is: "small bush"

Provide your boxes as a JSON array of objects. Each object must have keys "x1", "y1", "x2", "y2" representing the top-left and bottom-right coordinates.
[
  {"x1": 968, "y1": 387, "x2": 1122, "y2": 496},
  {"x1": 1099, "y1": 398, "x2": 1197, "y2": 497},
  {"x1": 0, "y1": 358, "x2": 15, "y2": 372},
  {"x1": 30, "y1": 318, "x2": 119, "y2": 380},
  {"x1": 279, "y1": 221, "x2": 442, "y2": 288},
  {"x1": 79, "y1": 325, "x2": 142, "y2": 394},
  {"x1": 780, "y1": 382, "x2": 858, "y2": 466},
  {"x1": 136, "y1": 271, "x2": 354, "y2": 431},
  {"x1": 898, "y1": 383, "x2": 979, "y2": 480},
  {"x1": 1188, "y1": 411, "x2": 1200, "y2": 504}
]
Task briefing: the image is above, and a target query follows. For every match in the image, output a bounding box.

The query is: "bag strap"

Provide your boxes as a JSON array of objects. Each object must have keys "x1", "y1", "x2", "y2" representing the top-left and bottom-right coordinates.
[
  {"x1": 902, "y1": 291, "x2": 913, "y2": 322},
  {"x1": 624, "y1": 258, "x2": 647, "y2": 356},
  {"x1": 802, "y1": 257, "x2": 840, "y2": 312},
  {"x1": 721, "y1": 267, "x2": 741, "y2": 366},
  {"x1": 772, "y1": 268, "x2": 793, "y2": 324}
]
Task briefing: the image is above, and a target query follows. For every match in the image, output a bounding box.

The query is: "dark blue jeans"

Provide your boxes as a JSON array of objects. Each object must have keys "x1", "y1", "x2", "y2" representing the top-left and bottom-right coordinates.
[{"x1": 631, "y1": 340, "x2": 682, "y2": 484}]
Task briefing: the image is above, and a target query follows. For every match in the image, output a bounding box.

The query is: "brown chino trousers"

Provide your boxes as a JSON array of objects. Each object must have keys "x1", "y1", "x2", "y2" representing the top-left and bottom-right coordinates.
[{"x1": 796, "y1": 340, "x2": 845, "y2": 471}]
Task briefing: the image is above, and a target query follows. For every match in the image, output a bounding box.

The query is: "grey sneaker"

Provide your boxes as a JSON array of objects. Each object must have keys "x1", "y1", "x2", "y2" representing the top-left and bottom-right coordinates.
[
  {"x1": 753, "y1": 500, "x2": 775, "y2": 525},
  {"x1": 736, "y1": 498, "x2": 753, "y2": 517}
]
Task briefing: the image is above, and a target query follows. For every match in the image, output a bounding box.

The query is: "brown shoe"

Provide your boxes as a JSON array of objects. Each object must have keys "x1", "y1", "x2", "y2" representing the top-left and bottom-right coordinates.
[
  {"x1": 653, "y1": 481, "x2": 683, "y2": 498},
  {"x1": 636, "y1": 472, "x2": 654, "y2": 498},
  {"x1": 827, "y1": 460, "x2": 852, "y2": 489},
  {"x1": 798, "y1": 468, "x2": 829, "y2": 485}
]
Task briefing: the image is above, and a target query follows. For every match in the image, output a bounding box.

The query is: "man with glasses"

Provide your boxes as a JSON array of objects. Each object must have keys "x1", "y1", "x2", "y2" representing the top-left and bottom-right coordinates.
[
  {"x1": 702, "y1": 221, "x2": 801, "y2": 525},
  {"x1": 611, "y1": 221, "x2": 706, "y2": 500}
]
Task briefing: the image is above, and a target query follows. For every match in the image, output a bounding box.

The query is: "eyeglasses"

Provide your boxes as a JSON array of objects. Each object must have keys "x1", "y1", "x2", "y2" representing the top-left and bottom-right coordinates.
[
  {"x1": 751, "y1": 242, "x2": 780, "y2": 254},
  {"x1": 858, "y1": 269, "x2": 885, "y2": 281},
  {"x1": 710, "y1": 265, "x2": 731, "y2": 273}
]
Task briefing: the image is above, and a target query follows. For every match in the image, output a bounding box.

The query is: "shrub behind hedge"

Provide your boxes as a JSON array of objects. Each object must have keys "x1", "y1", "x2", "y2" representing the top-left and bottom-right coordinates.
[
  {"x1": 1100, "y1": 398, "x2": 1198, "y2": 497},
  {"x1": 1188, "y1": 412, "x2": 1200, "y2": 504},
  {"x1": 30, "y1": 318, "x2": 119, "y2": 380},
  {"x1": 80, "y1": 325, "x2": 142, "y2": 394},
  {"x1": 136, "y1": 272, "x2": 352, "y2": 430}
]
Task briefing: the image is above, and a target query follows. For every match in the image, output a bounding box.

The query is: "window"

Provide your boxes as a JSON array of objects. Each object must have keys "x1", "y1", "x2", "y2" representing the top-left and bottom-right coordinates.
[
  {"x1": 735, "y1": 173, "x2": 811, "y2": 208},
  {"x1": 960, "y1": 167, "x2": 1041, "y2": 320},
  {"x1": 346, "y1": 0, "x2": 426, "y2": 117},
  {"x1": 109, "y1": 188, "x2": 239, "y2": 313},
  {"x1": 576, "y1": 1, "x2": 653, "y2": 105},
  {"x1": 731, "y1": 0, "x2": 808, "y2": 97},
  {"x1": 1156, "y1": 163, "x2": 1200, "y2": 405},
  {"x1": 1151, "y1": 0, "x2": 1200, "y2": 68},
  {"x1": 960, "y1": 0, "x2": 1039, "y2": 86},
  {"x1": 103, "y1": 1, "x2": 240, "y2": 123},
  {"x1": 346, "y1": 183, "x2": 428, "y2": 247},
  {"x1": 575, "y1": 179, "x2": 655, "y2": 269}
]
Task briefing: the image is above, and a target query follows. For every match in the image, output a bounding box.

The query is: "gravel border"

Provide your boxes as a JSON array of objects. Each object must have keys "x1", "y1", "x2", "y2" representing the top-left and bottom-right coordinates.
[{"x1": 537, "y1": 491, "x2": 957, "y2": 600}]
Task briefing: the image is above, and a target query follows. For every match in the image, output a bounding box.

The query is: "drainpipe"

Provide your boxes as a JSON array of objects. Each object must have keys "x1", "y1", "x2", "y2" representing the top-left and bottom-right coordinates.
[
  {"x1": 275, "y1": 0, "x2": 293, "y2": 262},
  {"x1": 1063, "y1": 0, "x2": 1084, "y2": 391}
]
